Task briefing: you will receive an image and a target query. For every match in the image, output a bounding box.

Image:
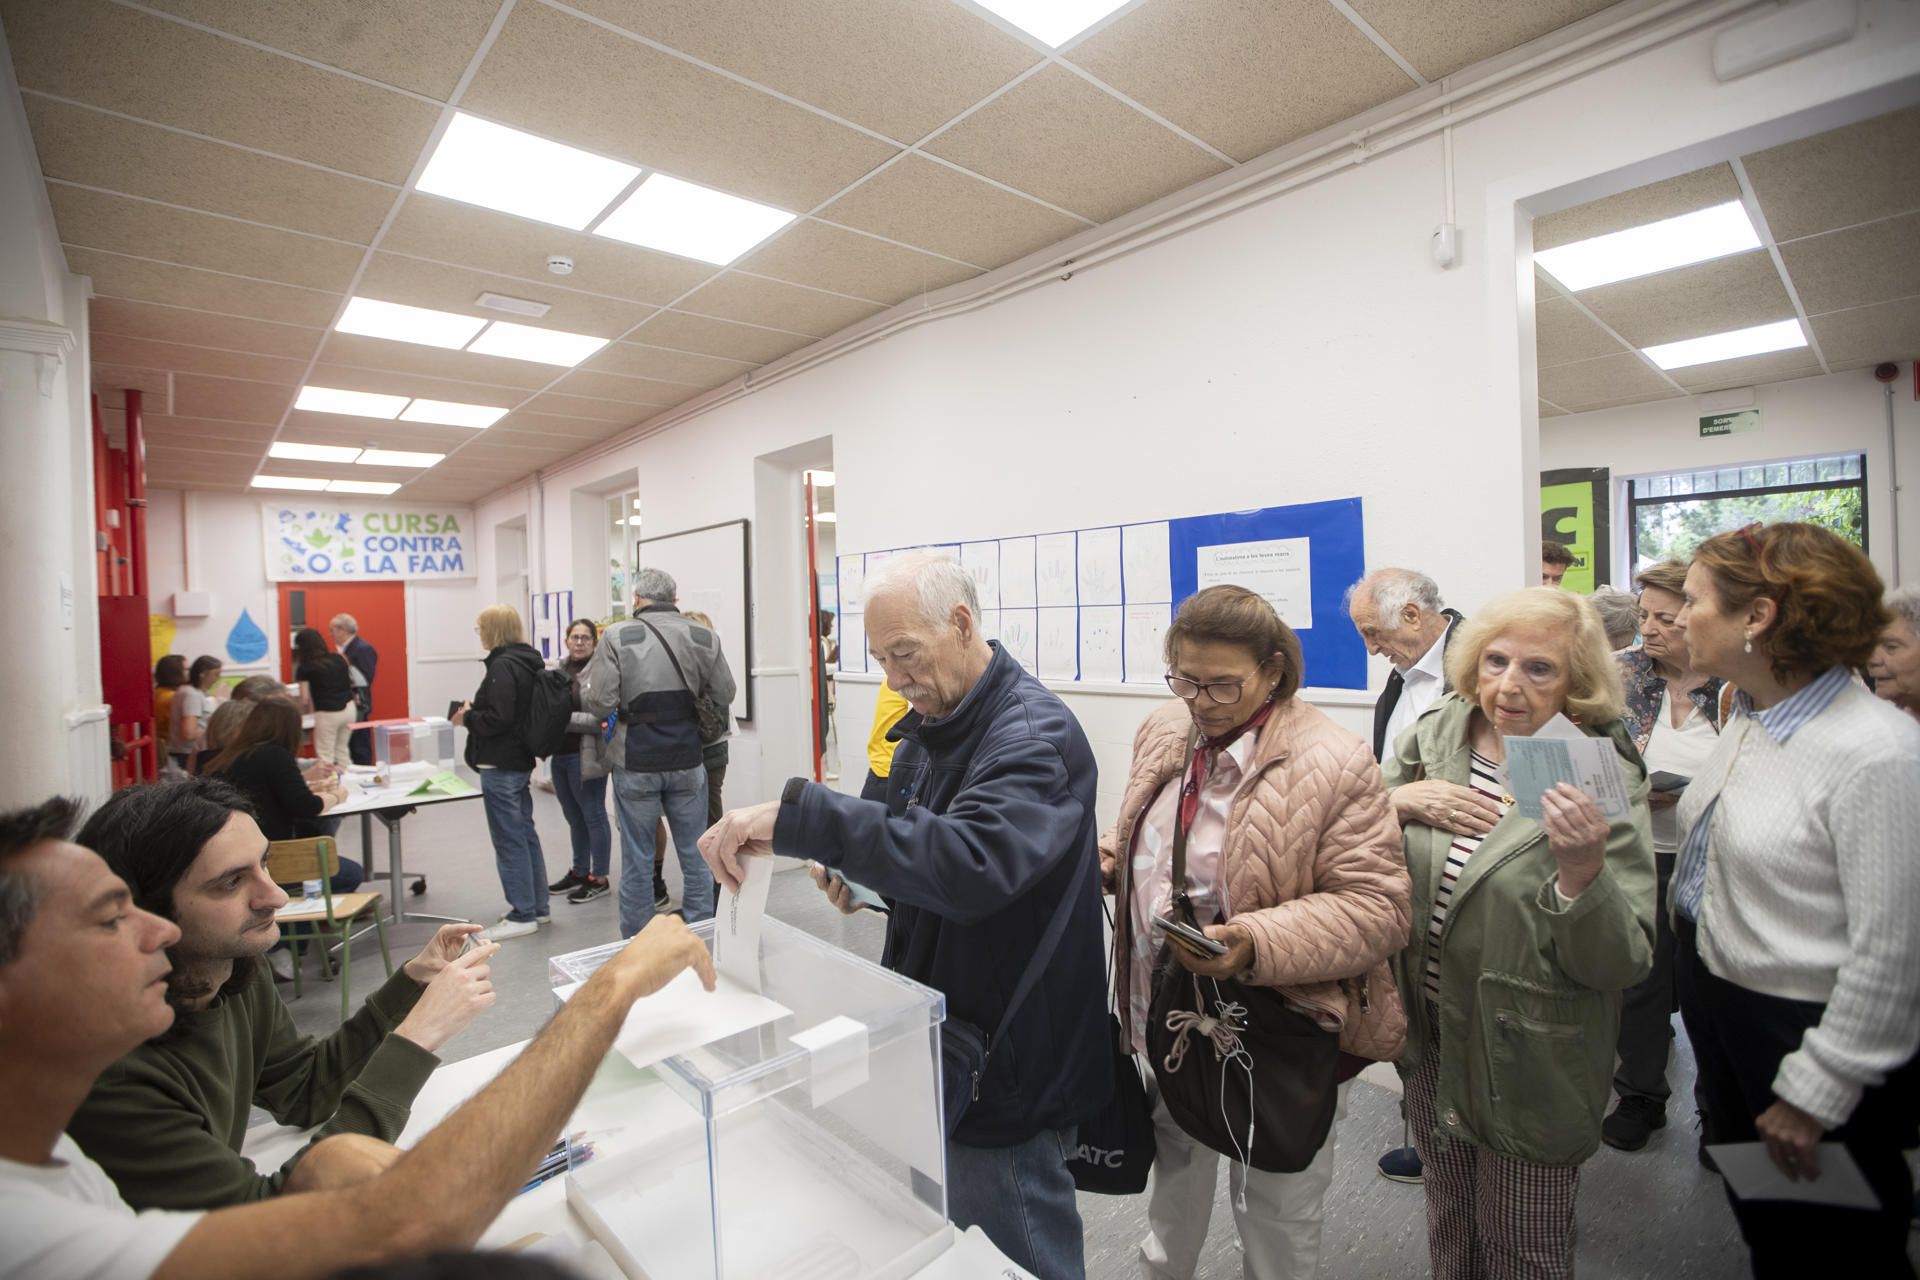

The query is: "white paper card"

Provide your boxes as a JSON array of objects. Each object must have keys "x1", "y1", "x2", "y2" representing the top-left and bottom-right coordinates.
[
  {"x1": 714, "y1": 853, "x2": 773, "y2": 992},
  {"x1": 1035, "y1": 533, "x2": 1077, "y2": 607},
  {"x1": 1121, "y1": 522, "x2": 1172, "y2": 604},
  {"x1": 1503, "y1": 727, "x2": 1631, "y2": 821},
  {"x1": 1080, "y1": 605, "x2": 1122, "y2": 682},
  {"x1": 960, "y1": 541, "x2": 1000, "y2": 612},
  {"x1": 1000, "y1": 536, "x2": 1037, "y2": 608},
  {"x1": 1123, "y1": 603, "x2": 1169, "y2": 684},
  {"x1": 1076, "y1": 527, "x2": 1122, "y2": 606},
  {"x1": 1196, "y1": 536, "x2": 1313, "y2": 628},
  {"x1": 791, "y1": 1015, "x2": 871, "y2": 1106},
  {"x1": 838, "y1": 555, "x2": 865, "y2": 611},
  {"x1": 554, "y1": 970, "x2": 790, "y2": 1072},
  {"x1": 1000, "y1": 608, "x2": 1038, "y2": 673},
  {"x1": 1038, "y1": 607, "x2": 1078, "y2": 679},
  {"x1": 1707, "y1": 1142, "x2": 1880, "y2": 1209}
]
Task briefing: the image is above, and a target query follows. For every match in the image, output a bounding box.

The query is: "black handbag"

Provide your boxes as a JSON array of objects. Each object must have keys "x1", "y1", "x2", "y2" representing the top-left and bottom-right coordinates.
[
  {"x1": 1065, "y1": 1008, "x2": 1157, "y2": 1194},
  {"x1": 1144, "y1": 731, "x2": 1340, "y2": 1174}
]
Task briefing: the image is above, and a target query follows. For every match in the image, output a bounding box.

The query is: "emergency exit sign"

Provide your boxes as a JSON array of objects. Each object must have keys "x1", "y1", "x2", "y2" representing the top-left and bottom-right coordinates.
[{"x1": 1700, "y1": 410, "x2": 1760, "y2": 437}]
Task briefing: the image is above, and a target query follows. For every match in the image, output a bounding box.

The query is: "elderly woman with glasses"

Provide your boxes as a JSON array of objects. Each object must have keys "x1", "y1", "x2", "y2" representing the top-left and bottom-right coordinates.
[
  {"x1": 1388, "y1": 587, "x2": 1654, "y2": 1280},
  {"x1": 1866, "y1": 584, "x2": 1920, "y2": 723},
  {"x1": 1100, "y1": 585, "x2": 1409, "y2": 1279},
  {"x1": 1673, "y1": 523, "x2": 1920, "y2": 1275}
]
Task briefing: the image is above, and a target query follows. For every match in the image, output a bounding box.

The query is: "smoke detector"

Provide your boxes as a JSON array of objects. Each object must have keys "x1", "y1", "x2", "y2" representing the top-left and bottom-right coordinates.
[{"x1": 546, "y1": 255, "x2": 574, "y2": 276}]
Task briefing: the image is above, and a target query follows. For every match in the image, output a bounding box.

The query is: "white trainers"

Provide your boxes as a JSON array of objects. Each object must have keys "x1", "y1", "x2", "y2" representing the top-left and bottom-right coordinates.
[
  {"x1": 495, "y1": 911, "x2": 550, "y2": 926},
  {"x1": 489, "y1": 918, "x2": 539, "y2": 940}
]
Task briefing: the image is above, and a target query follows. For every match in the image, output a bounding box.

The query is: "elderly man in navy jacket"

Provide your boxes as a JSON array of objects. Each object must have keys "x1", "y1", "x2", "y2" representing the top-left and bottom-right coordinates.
[{"x1": 700, "y1": 551, "x2": 1108, "y2": 1279}]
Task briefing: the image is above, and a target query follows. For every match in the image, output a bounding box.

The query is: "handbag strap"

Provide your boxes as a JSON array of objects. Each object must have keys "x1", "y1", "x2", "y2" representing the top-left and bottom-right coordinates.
[
  {"x1": 635, "y1": 617, "x2": 695, "y2": 694},
  {"x1": 988, "y1": 842, "x2": 1085, "y2": 1056},
  {"x1": 1169, "y1": 725, "x2": 1202, "y2": 926}
]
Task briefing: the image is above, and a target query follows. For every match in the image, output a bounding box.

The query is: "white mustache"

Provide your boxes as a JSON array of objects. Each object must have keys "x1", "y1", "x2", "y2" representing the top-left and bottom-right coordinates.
[{"x1": 899, "y1": 686, "x2": 935, "y2": 702}]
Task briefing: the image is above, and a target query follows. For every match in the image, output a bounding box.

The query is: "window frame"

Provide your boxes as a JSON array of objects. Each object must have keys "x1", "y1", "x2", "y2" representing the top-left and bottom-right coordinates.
[{"x1": 1622, "y1": 451, "x2": 1869, "y2": 573}]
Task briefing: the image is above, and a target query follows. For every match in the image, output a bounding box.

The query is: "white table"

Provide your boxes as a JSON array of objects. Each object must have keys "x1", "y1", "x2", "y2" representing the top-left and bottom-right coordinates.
[{"x1": 330, "y1": 768, "x2": 481, "y2": 927}]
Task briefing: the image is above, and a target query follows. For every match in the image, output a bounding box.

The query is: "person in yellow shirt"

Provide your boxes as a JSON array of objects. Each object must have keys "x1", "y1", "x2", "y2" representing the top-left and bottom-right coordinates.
[{"x1": 859, "y1": 685, "x2": 911, "y2": 801}]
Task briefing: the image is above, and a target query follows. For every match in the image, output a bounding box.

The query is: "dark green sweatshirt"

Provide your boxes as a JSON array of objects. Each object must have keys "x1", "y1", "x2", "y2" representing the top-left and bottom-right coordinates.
[{"x1": 66, "y1": 967, "x2": 438, "y2": 1210}]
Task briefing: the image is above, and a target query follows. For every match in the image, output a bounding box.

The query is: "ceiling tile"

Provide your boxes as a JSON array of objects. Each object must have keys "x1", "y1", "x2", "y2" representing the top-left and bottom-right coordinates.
[
  {"x1": 675, "y1": 274, "x2": 883, "y2": 338},
  {"x1": 1537, "y1": 353, "x2": 1677, "y2": 412},
  {"x1": 584, "y1": 340, "x2": 755, "y2": 388},
  {"x1": 1778, "y1": 213, "x2": 1920, "y2": 317},
  {"x1": 1667, "y1": 350, "x2": 1823, "y2": 393},
  {"x1": 550, "y1": 369, "x2": 694, "y2": 408},
  {"x1": 282, "y1": 415, "x2": 479, "y2": 451},
  {"x1": 1539, "y1": 400, "x2": 1568, "y2": 418},
  {"x1": 627, "y1": 311, "x2": 816, "y2": 364},
  {"x1": 68, "y1": 248, "x2": 343, "y2": 327},
  {"x1": 90, "y1": 297, "x2": 324, "y2": 359},
  {"x1": 49, "y1": 185, "x2": 362, "y2": 292},
  {"x1": 1069, "y1": 0, "x2": 1415, "y2": 163},
  {"x1": 564, "y1": 0, "x2": 1039, "y2": 142},
  {"x1": 171, "y1": 373, "x2": 295, "y2": 423},
  {"x1": 305, "y1": 362, "x2": 521, "y2": 408},
  {"x1": 819, "y1": 156, "x2": 1085, "y2": 268},
  {"x1": 1809, "y1": 295, "x2": 1920, "y2": 372},
  {"x1": 1, "y1": 0, "x2": 440, "y2": 182},
  {"x1": 460, "y1": 1, "x2": 898, "y2": 212},
  {"x1": 316, "y1": 333, "x2": 557, "y2": 392},
  {"x1": 92, "y1": 364, "x2": 171, "y2": 399},
  {"x1": 1533, "y1": 163, "x2": 1741, "y2": 251},
  {"x1": 356, "y1": 253, "x2": 654, "y2": 339},
  {"x1": 380, "y1": 196, "x2": 718, "y2": 307},
  {"x1": 1579, "y1": 250, "x2": 1793, "y2": 349},
  {"x1": 23, "y1": 97, "x2": 393, "y2": 244},
  {"x1": 739, "y1": 219, "x2": 978, "y2": 305},
  {"x1": 1345, "y1": 0, "x2": 1619, "y2": 81},
  {"x1": 924, "y1": 64, "x2": 1228, "y2": 223},
  {"x1": 138, "y1": 0, "x2": 501, "y2": 100},
  {"x1": 516, "y1": 393, "x2": 647, "y2": 424},
  {"x1": 1535, "y1": 295, "x2": 1626, "y2": 367},
  {"x1": 1744, "y1": 106, "x2": 1920, "y2": 242},
  {"x1": 493, "y1": 411, "x2": 622, "y2": 441},
  {"x1": 92, "y1": 334, "x2": 308, "y2": 384},
  {"x1": 138, "y1": 414, "x2": 276, "y2": 443}
]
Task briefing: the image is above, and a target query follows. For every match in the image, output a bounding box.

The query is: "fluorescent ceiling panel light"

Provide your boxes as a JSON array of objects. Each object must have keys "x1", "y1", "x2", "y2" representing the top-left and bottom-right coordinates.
[
  {"x1": 466, "y1": 321, "x2": 608, "y2": 367},
  {"x1": 327, "y1": 479, "x2": 402, "y2": 495},
  {"x1": 356, "y1": 449, "x2": 445, "y2": 468},
  {"x1": 1643, "y1": 318, "x2": 1806, "y2": 370},
  {"x1": 269, "y1": 441, "x2": 362, "y2": 463},
  {"x1": 805, "y1": 469, "x2": 835, "y2": 486},
  {"x1": 296, "y1": 385, "x2": 408, "y2": 419},
  {"x1": 252, "y1": 475, "x2": 331, "y2": 491},
  {"x1": 399, "y1": 399, "x2": 509, "y2": 428},
  {"x1": 417, "y1": 112, "x2": 640, "y2": 230},
  {"x1": 968, "y1": 0, "x2": 1132, "y2": 47},
  {"x1": 594, "y1": 173, "x2": 795, "y2": 266},
  {"x1": 335, "y1": 296, "x2": 485, "y2": 350},
  {"x1": 1534, "y1": 201, "x2": 1762, "y2": 291}
]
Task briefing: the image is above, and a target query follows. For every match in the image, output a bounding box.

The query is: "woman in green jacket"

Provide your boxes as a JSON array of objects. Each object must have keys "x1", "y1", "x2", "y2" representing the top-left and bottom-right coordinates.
[{"x1": 1387, "y1": 588, "x2": 1655, "y2": 1279}]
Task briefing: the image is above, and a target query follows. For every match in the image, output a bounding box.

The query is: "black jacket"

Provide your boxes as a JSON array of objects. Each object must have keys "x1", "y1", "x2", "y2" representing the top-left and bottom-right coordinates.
[
  {"x1": 297, "y1": 654, "x2": 354, "y2": 713},
  {"x1": 463, "y1": 643, "x2": 543, "y2": 772},
  {"x1": 1371, "y1": 608, "x2": 1465, "y2": 760},
  {"x1": 214, "y1": 745, "x2": 325, "y2": 842},
  {"x1": 772, "y1": 643, "x2": 1111, "y2": 1147}
]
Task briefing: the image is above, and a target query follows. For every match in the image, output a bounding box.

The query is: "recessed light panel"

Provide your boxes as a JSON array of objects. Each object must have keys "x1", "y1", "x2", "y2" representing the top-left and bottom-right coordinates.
[
  {"x1": 594, "y1": 173, "x2": 796, "y2": 266},
  {"x1": 335, "y1": 296, "x2": 486, "y2": 350},
  {"x1": 269, "y1": 441, "x2": 362, "y2": 463},
  {"x1": 968, "y1": 0, "x2": 1132, "y2": 47},
  {"x1": 356, "y1": 449, "x2": 445, "y2": 468},
  {"x1": 1535, "y1": 201, "x2": 1763, "y2": 292},
  {"x1": 295, "y1": 386, "x2": 409, "y2": 419},
  {"x1": 1643, "y1": 319, "x2": 1806, "y2": 370},
  {"x1": 466, "y1": 321, "x2": 608, "y2": 367},
  {"x1": 327, "y1": 479, "x2": 403, "y2": 495},
  {"x1": 417, "y1": 113, "x2": 640, "y2": 231},
  {"x1": 398, "y1": 399, "x2": 509, "y2": 428},
  {"x1": 252, "y1": 475, "x2": 331, "y2": 491}
]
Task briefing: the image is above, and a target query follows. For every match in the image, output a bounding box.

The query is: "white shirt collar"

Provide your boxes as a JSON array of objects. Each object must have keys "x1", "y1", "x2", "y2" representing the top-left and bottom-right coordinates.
[{"x1": 1400, "y1": 620, "x2": 1451, "y2": 684}]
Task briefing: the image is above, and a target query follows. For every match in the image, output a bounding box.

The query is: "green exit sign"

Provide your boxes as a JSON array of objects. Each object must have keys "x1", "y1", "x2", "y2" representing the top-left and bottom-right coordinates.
[{"x1": 1700, "y1": 410, "x2": 1760, "y2": 437}]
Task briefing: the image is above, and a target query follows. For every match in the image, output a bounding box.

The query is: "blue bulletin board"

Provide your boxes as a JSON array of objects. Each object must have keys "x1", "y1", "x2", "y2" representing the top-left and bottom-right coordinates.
[{"x1": 838, "y1": 496, "x2": 1367, "y2": 691}]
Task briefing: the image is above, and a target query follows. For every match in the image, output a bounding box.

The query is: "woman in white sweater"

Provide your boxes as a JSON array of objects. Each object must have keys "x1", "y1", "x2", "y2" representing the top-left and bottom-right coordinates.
[{"x1": 1673, "y1": 521, "x2": 1920, "y2": 1275}]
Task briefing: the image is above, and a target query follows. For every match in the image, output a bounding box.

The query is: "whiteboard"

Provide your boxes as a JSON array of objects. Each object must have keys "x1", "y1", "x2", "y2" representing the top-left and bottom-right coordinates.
[{"x1": 636, "y1": 518, "x2": 754, "y2": 722}]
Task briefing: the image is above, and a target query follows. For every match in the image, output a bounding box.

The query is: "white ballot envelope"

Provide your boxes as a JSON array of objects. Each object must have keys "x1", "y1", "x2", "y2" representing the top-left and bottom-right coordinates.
[
  {"x1": 1706, "y1": 1142, "x2": 1880, "y2": 1210},
  {"x1": 713, "y1": 853, "x2": 773, "y2": 993},
  {"x1": 1504, "y1": 714, "x2": 1632, "y2": 821}
]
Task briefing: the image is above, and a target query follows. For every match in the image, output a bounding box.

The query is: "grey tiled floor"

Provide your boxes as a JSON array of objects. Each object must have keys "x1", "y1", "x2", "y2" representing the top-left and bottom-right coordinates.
[{"x1": 282, "y1": 787, "x2": 1916, "y2": 1277}]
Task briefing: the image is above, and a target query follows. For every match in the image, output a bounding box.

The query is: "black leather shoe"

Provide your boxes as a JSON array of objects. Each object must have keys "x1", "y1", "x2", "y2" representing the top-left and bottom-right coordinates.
[{"x1": 1602, "y1": 1096, "x2": 1667, "y2": 1151}]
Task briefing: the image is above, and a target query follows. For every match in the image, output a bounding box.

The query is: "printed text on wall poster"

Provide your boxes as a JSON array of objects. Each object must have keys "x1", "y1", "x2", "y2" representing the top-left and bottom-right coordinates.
[{"x1": 1195, "y1": 537, "x2": 1313, "y2": 629}]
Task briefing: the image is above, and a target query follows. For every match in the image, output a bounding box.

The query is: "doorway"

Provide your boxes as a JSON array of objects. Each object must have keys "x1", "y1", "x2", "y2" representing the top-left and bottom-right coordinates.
[
  {"x1": 806, "y1": 466, "x2": 838, "y2": 782},
  {"x1": 276, "y1": 581, "x2": 409, "y2": 720}
]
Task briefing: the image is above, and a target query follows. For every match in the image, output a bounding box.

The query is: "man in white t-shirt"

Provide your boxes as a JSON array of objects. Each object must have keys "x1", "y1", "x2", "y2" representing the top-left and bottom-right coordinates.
[{"x1": 0, "y1": 796, "x2": 715, "y2": 1280}]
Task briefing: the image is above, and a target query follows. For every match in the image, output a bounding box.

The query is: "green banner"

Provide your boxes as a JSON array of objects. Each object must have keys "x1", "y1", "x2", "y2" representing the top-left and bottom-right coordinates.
[{"x1": 1541, "y1": 467, "x2": 1611, "y2": 594}]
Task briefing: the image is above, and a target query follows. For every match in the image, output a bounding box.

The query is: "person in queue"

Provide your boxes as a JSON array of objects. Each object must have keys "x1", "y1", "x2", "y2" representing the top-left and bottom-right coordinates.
[
  {"x1": 698, "y1": 551, "x2": 1108, "y2": 1279},
  {"x1": 1388, "y1": 588, "x2": 1654, "y2": 1277},
  {"x1": 1101, "y1": 586, "x2": 1409, "y2": 1278},
  {"x1": 153, "y1": 655, "x2": 187, "y2": 764},
  {"x1": 1866, "y1": 584, "x2": 1920, "y2": 723},
  {"x1": 293, "y1": 627, "x2": 358, "y2": 768},
  {"x1": 0, "y1": 791, "x2": 714, "y2": 1279},
  {"x1": 1589, "y1": 585, "x2": 1640, "y2": 651},
  {"x1": 170, "y1": 655, "x2": 224, "y2": 772},
  {"x1": 452, "y1": 605, "x2": 549, "y2": 940},
  {"x1": 1602, "y1": 560, "x2": 1724, "y2": 1155},
  {"x1": 545, "y1": 618, "x2": 615, "y2": 906},
  {"x1": 330, "y1": 613, "x2": 379, "y2": 767},
  {"x1": 1541, "y1": 541, "x2": 1576, "y2": 589},
  {"x1": 1671, "y1": 522, "x2": 1920, "y2": 1274}
]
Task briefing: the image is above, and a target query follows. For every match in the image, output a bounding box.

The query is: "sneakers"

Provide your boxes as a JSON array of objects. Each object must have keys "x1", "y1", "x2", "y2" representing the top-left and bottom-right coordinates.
[
  {"x1": 1377, "y1": 1146, "x2": 1423, "y2": 1184},
  {"x1": 1601, "y1": 1096, "x2": 1667, "y2": 1151},
  {"x1": 568, "y1": 877, "x2": 610, "y2": 904},
  {"x1": 549, "y1": 870, "x2": 588, "y2": 894},
  {"x1": 495, "y1": 910, "x2": 550, "y2": 925},
  {"x1": 654, "y1": 882, "x2": 670, "y2": 910},
  {"x1": 490, "y1": 918, "x2": 539, "y2": 940}
]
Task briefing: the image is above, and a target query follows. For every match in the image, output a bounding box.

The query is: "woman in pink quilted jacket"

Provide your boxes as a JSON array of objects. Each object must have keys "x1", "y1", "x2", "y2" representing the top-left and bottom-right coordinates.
[{"x1": 1100, "y1": 585, "x2": 1411, "y2": 1279}]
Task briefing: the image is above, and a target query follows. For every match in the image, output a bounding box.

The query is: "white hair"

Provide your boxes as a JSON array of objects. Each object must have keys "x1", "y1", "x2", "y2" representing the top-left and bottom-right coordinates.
[
  {"x1": 329, "y1": 613, "x2": 358, "y2": 635},
  {"x1": 632, "y1": 567, "x2": 678, "y2": 602},
  {"x1": 865, "y1": 550, "x2": 979, "y2": 629},
  {"x1": 1887, "y1": 585, "x2": 1920, "y2": 633},
  {"x1": 1348, "y1": 567, "x2": 1443, "y2": 619}
]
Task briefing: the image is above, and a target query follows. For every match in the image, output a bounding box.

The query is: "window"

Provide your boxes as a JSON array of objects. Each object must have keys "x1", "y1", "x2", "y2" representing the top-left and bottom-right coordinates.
[
  {"x1": 606, "y1": 491, "x2": 639, "y2": 619},
  {"x1": 1628, "y1": 452, "x2": 1865, "y2": 572}
]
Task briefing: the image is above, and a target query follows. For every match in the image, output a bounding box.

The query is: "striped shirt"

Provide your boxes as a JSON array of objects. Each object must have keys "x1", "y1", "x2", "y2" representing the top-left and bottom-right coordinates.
[
  {"x1": 1674, "y1": 665, "x2": 1853, "y2": 922},
  {"x1": 1424, "y1": 749, "x2": 1508, "y2": 1001}
]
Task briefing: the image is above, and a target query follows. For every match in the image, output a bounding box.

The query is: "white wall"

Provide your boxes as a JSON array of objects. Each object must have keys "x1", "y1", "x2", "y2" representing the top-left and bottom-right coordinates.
[{"x1": 1542, "y1": 368, "x2": 1920, "y2": 588}]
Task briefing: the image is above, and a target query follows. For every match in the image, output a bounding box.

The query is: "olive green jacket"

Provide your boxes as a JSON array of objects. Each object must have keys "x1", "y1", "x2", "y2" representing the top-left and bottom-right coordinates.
[{"x1": 1387, "y1": 693, "x2": 1656, "y2": 1167}]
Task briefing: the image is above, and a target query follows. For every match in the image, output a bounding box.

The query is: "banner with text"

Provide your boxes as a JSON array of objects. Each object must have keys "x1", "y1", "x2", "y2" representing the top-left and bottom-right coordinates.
[{"x1": 262, "y1": 503, "x2": 476, "y2": 581}]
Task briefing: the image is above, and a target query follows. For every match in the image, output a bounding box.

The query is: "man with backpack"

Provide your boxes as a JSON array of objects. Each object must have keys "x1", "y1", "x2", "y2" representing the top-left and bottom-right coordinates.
[{"x1": 579, "y1": 569, "x2": 737, "y2": 938}]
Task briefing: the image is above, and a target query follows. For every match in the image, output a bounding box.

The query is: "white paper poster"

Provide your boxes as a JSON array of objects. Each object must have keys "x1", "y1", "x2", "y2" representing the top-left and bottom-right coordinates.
[
  {"x1": 1121, "y1": 522, "x2": 1172, "y2": 604},
  {"x1": 1123, "y1": 603, "x2": 1170, "y2": 684},
  {"x1": 1076, "y1": 527, "x2": 1122, "y2": 606},
  {"x1": 1038, "y1": 607, "x2": 1078, "y2": 680},
  {"x1": 1035, "y1": 532, "x2": 1078, "y2": 608},
  {"x1": 999, "y1": 536, "x2": 1037, "y2": 609},
  {"x1": 1196, "y1": 536, "x2": 1314, "y2": 629},
  {"x1": 999, "y1": 608, "x2": 1038, "y2": 673},
  {"x1": 838, "y1": 555, "x2": 866, "y2": 611},
  {"x1": 960, "y1": 541, "x2": 1000, "y2": 612},
  {"x1": 1080, "y1": 605, "x2": 1122, "y2": 682}
]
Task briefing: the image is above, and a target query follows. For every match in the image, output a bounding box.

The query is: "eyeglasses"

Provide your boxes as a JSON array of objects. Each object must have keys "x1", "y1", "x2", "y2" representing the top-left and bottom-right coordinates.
[{"x1": 1165, "y1": 673, "x2": 1253, "y2": 704}]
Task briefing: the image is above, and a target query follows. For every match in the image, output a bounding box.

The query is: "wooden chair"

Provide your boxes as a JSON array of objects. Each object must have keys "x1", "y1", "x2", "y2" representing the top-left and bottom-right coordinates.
[{"x1": 267, "y1": 837, "x2": 392, "y2": 1021}]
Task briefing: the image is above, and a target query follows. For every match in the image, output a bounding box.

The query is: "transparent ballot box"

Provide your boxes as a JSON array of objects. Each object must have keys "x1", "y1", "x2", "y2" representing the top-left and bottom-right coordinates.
[
  {"x1": 550, "y1": 918, "x2": 951, "y2": 1280},
  {"x1": 373, "y1": 717, "x2": 453, "y2": 769}
]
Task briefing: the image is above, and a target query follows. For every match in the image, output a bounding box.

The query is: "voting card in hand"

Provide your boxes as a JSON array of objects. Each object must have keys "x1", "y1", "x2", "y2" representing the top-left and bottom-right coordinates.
[{"x1": 1504, "y1": 715, "x2": 1631, "y2": 822}]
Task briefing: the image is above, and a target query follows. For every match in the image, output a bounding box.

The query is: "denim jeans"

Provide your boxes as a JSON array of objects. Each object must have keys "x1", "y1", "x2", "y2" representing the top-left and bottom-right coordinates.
[
  {"x1": 550, "y1": 751, "x2": 611, "y2": 879},
  {"x1": 945, "y1": 1126, "x2": 1084, "y2": 1280},
  {"x1": 612, "y1": 765, "x2": 711, "y2": 937},
  {"x1": 479, "y1": 767, "x2": 548, "y2": 922}
]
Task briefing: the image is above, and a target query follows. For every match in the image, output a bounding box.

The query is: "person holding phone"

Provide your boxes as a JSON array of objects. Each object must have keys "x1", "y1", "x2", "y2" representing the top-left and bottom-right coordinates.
[{"x1": 1099, "y1": 586, "x2": 1409, "y2": 1279}]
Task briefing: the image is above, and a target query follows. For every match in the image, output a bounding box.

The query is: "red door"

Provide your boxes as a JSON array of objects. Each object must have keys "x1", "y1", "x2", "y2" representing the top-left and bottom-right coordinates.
[{"x1": 277, "y1": 581, "x2": 409, "y2": 720}]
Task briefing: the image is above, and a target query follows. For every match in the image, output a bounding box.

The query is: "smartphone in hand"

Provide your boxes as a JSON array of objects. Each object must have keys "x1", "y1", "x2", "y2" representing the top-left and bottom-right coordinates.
[{"x1": 1153, "y1": 913, "x2": 1228, "y2": 957}]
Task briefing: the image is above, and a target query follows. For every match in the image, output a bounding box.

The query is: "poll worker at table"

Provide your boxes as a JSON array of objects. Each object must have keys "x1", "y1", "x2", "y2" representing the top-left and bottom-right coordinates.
[
  {"x1": 64, "y1": 779, "x2": 497, "y2": 1210},
  {"x1": 0, "y1": 794, "x2": 715, "y2": 1280},
  {"x1": 1387, "y1": 588, "x2": 1654, "y2": 1279},
  {"x1": 699, "y1": 550, "x2": 1109, "y2": 1280},
  {"x1": 1671, "y1": 522, "x2": 1920, "y2": 1275}
]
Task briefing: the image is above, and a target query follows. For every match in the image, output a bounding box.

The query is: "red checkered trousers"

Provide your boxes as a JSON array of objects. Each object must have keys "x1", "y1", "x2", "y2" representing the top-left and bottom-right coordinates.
[{"x1": 1405, "y1": 1001, "x2": 1581, "y2": 1279}]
